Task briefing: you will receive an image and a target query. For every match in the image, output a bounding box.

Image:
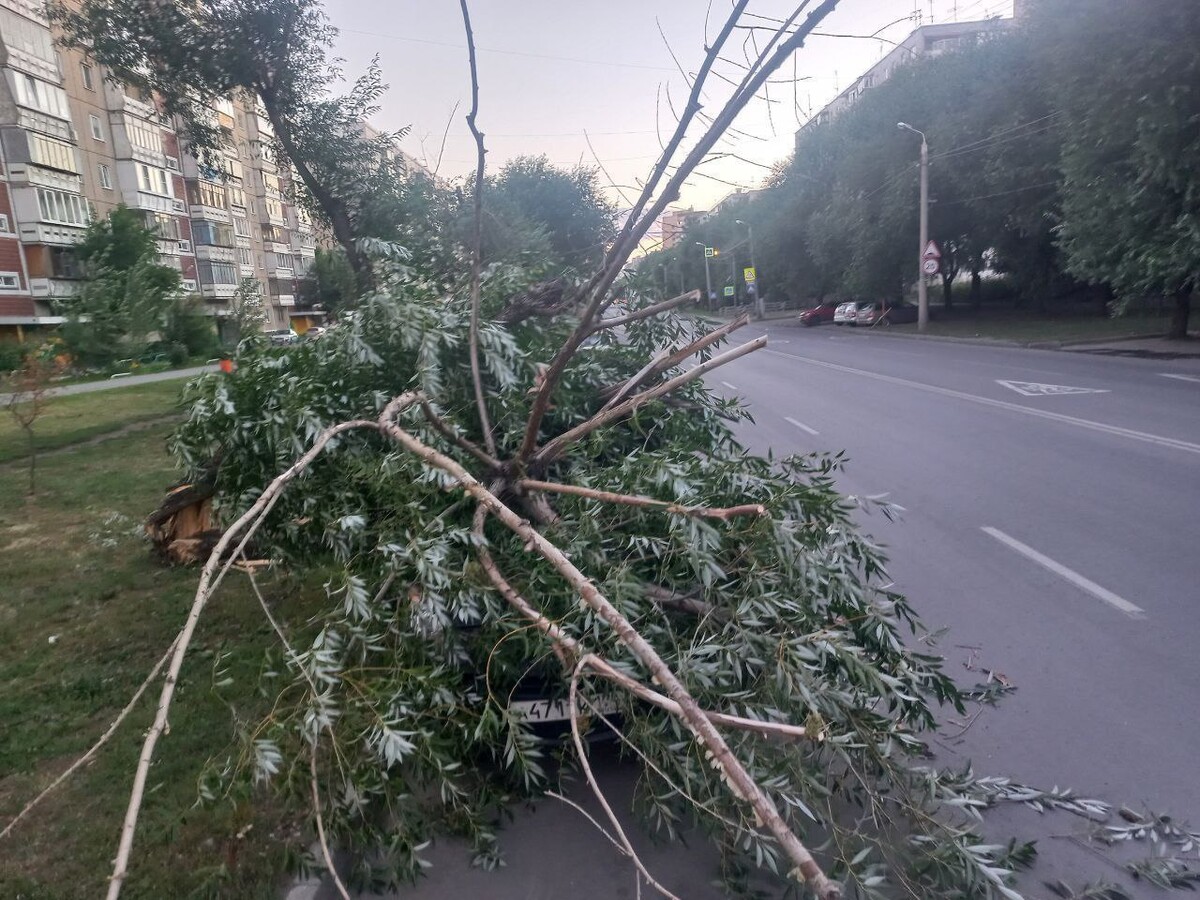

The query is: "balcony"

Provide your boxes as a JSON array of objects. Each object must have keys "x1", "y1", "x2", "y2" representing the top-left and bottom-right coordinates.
[
  {"x1": 124, "y1": 190, "x2": 177, "y2": 215},
  {"x1": 122, "y1": 94, "x2": 157, "y2": 120},
  {"x1": 189, "y1": 203, "x2": 232, "y2": 224},
  {"x1": 199, "y1": 283, "x2": 237, "y2": 300},
  {"x1": 275, "y1": 294, "x2": 295, "y2": 307},
  {"x1": 7, "y1": 47, "x2": 58, "y2": 82},
  {"x1": 18, "y1": 222, "x2": 86, "y2": 247},
  {"x1": 0, "y1": 0, "x2": 49, "y2": 25},
  {"x1": 195, "y1": 244, "x2": 236, "y2": 263},
  {"x1": 6, "y1": 163, "x2": 82, "y2": 193},
  {"x1": 29, "y1": 277, "x2": 81, "y2": 298},
  {"x1": 16, "y1": 109, "x2": 73, "y2": 143}
]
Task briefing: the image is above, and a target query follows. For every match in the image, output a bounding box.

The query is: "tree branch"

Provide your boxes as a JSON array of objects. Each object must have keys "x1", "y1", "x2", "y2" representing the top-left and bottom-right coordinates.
[
  {"x1": 533, "y1": 336, "x2": 767, "y2": 467},
  {"x1": 518, "y1": 479, "x2": 765, "y2": 521},
  {"x1": 419, "y1": 400, "x2": 500, "y2": 470},
  {"x1": 310, "y1": 752, "x2": 351, "y2": 900},
  {"x1": 458, "y1": 0, "x2": 498, "y2": 458},
  {"x1": 103, "y1": 406, "x2": 407, "y2": 899},
  {"x1": 377, "y1": 413, "x2": 839, "y2": 899},
  {"x1": 602, "y1": 313, "x2": 751, "y2": 410},
  {"x1": 514, "y1": 2, "x2": 750, "y2": 463},
  {"x1": 589, "y1": 290, "x2": 699, "y2": 332}
]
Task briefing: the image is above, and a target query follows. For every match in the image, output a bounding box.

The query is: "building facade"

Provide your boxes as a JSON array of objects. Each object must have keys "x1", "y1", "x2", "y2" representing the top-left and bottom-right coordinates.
[
  {"x1": 0, "y1": 0, "x2": 316, "y2": 343},
  {"x1": 659, "y1": 208, "x2": 707, "y2": 250},
  {"x1": 794, "y1": 17, "x2": 1015, "y2": 147}
]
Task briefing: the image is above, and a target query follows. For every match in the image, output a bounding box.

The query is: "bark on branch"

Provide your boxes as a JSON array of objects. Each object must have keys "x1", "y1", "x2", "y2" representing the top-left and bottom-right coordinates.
[
  {"x1": 381, "y1": 414, "x2": 839, "y2": 898},
  {"x1": 589, "y1": 290, "x2": 699, "y2": 332},
  {"x1": 533, "y1": 336, "x2": 767, "y2": 467},
  {"x1": 518, "y1": 478, "x2": 766, "y2": 521}
]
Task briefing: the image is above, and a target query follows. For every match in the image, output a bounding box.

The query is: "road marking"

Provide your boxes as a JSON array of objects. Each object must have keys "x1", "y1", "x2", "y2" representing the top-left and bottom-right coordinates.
[
  {"x1": 981, "y1": 527, "x2": 1145, "y2": 619},
  {"x1": 784, "y1": 416, "x2": 819, "y2": 435},
  {"x1": 996, "y1": 379, "x2": 1109, "y2": 397},
  {"x1": 720, "y1": 380, "x2": 738, "y2": 391},
  {"x1": 1160, "y1": 373, "x2": 1200, "y2": 384},
  {"x1": 762, "y1": 348, "x2": 1200, "y2": 457}
]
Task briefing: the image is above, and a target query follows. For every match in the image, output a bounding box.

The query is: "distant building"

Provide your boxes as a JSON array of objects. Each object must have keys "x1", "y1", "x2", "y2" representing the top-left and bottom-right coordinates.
[
  {"x1": 659, "y1": 207, "x2": 706, "y2": 250},
  {"x1": 708, "y1": 189, "x2": 763, "y2": 219},
  {"x1": 795, "y1": 16, "x2": 1015, "y2": 148}
]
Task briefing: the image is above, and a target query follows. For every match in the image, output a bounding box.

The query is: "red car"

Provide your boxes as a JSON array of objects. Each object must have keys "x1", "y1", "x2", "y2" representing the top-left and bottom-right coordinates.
[{"x1": 798, "y1": 302, "x2": 838, "y2": 326}]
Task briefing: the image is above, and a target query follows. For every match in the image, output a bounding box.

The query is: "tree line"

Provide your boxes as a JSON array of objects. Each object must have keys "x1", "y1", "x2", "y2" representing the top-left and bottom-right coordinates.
[{"x1": 645, "y1": 0, "x2": 1199, "y2": 338}]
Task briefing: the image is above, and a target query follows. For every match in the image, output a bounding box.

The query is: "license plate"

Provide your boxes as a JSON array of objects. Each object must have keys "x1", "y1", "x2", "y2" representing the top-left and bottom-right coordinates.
[{"x1": 509, "y1": 695, "x2": 620, "y2": 723}]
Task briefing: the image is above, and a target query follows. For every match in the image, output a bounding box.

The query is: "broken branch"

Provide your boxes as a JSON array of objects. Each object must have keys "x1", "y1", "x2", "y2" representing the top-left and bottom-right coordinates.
[
  {"x1": 518, "y1": 478, "x2": 766, "y2": 521},
  {"x1": 533, "y1": 336, "x2": 767, "y2": 466},
  {"x1": 419, "y1": 400, "x2": 501, "y2": 470},
  {"x1": 590, "y1": 290, "x2": 699, "y2": 332}
]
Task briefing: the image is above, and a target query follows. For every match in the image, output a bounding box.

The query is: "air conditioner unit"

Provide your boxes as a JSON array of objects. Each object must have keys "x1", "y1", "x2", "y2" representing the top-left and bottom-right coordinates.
[
  {"x1": 177, "y1": 240, "x2": 191, "y2": 252},
  {"x1": 181, "y1": 279, "x2": 198, "y2": 291},
  {"x1": 171, "y1": 199, "x2": 185, "y2": 213},
  {"x1": 164, "y1": 156, "x2": 180, "y2": 171}
]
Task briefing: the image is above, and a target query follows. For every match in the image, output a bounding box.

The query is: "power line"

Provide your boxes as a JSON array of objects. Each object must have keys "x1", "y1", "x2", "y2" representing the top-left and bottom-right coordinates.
[
  {"x1": 340, "y1": 27, "x2": 678, "y2": 73},
  {"x1": 938, "y1": 179, "x2": 1061, "y2": 205},
  {"x1": 929, "y1": 111, "x2": 1063, "y2": 161}
]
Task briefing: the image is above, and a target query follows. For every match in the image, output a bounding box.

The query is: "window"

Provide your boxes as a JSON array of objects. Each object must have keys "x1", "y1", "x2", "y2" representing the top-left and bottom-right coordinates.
[
  {"x1": 263, "y1": 197, "x2": 284, "y2": 222},
  {"x1": 9, "y1": 72, "x2": 71, "y2": 119},
  {"x1": 192, "y1": 221, "x2": 234, "y2": 247},
  {"x1": 50, "y1": 248, "x2": 84, "y2": 279},
  {"x1": 98, "y1": 163, "x2": 112, "y2": 190},
  {"x1": 237, "y1": 247, "x2": 254, "y2": 267},
  {"x1": 80, "y1": 64, "x2": 95, "y2": 91},
  {"x1": 0, "y1": 272, "x2": 20, "y2": 291},
  {"x1": 141, "y1": 211, "x2": 180, "y2": 241},
  {"x1": 188, "y1": 180, "x2": 227, "y2": 209},
  {"x1": 29, "y1": 135, "x2": 79, "y2": 173},
  {"x1": 198, "y1": 260, "x2": 238, "y2": 285},
  {"x1": 126, "y1": 118, "x2": 163, "y2": 155},
  {"x1": 89, "y1": 114, "x2": 105, "y2": 141},
  {"x1": 228, "y1": 187, "x2": 247, "y2": 209},
  {"x1": 0, "y1": 214, "x2": 9, "y2": 233},
  {"x1": 232, "y1": 215, "x2": 250, "y2": 237},
  {"x1": 0, "y1": 9, "x2": 57, "y2": 67},
  {"x1": 36, "y1": 189, "x2": 90, "y2": 226},
  {"x1": 136, "y1": 164, "x2": 171, "y2": 196}
]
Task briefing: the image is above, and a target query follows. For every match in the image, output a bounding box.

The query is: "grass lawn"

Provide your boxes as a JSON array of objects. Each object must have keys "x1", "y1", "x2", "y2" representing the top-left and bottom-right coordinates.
[
  {"x1": 0, "y1": 380, "x2": 187, "y2": 464},
  {"x1": 0, "y1": 422, "x2": 309, "y2": 899},
  {"x1": 885, "y1": 309, "x2": 1176, "y2": 343}
]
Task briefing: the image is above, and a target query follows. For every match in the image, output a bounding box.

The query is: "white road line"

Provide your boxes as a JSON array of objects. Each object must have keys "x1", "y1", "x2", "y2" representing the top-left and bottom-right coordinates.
[
  {"x1": 1160, "y1": 373, "x2": 1200, "y2": 384},
  {"x1": 784, "y1": 416, "x2": 819, "y2": 435},
  {"x1": 720, "y1": 380, "x2": 738, "y2": 391},
  {"x1": 981, "y1": 526, "x2": 1145, "y2": 619},
  {"x1": 762, "y1": 348, "x2": 1200, "y2": 457}
]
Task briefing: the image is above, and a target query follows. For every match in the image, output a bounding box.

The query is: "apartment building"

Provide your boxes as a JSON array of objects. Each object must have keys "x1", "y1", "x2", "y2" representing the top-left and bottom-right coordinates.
[
  {"x1": 0, "y1": 0, "x2": 315, "y2": 343},
  {"x1": 659, "y1": 208, "x2": 707, "y2": 250},
  {"x1": 794, "y1": 16, "x2": 1015, "y2": 147}
]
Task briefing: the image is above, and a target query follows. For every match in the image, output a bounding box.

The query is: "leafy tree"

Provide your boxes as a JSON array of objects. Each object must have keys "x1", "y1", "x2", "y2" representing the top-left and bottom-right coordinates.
[
  {"x1": 1037, "y1": 0, "x2": 1200, "y2": 337},
  {"x1": 295, "y1": 247, "x2": 358, "y2": 315},
  {"x1": 162, "y1": 296, "x2": 220, "y2": 361},
  {"x1": 52, "y1": 0, "x2": 406, "y2": 283},
  {"x1": 480, "y1": 155, "x2": 617, "y2": 271},
  {"x1": 61, "y1": 206, "x2": 181, "y2": 367}
]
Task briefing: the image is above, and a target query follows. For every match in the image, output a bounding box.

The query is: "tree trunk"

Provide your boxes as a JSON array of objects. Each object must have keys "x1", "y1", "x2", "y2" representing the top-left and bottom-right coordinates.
[
  {"x1": 1167, "y1": 291, "x2": 1191, "y2": 340},
  {"x1": 970, "y1": 267, "x2": 982, "y2": 314},
  {"x1": 942, "y1": 274, "x2": 954, "y2": 311}
]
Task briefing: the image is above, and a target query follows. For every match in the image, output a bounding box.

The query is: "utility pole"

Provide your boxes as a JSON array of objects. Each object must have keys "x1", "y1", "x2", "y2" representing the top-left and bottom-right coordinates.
[
  {"x1": 695, "y1": 241, "x2": 713, "y2": 310},
  {"x1": 737, "y1": 219, "x2": 761, "y2": 319},
  {"x1": 898, "y1": 122, "x2": 930, "y2": 332}
]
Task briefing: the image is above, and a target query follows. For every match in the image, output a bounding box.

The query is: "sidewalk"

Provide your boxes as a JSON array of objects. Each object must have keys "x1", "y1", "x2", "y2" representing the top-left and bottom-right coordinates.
[{"x1": 0, "y1": 364, "x2": 215, "y2": 405}]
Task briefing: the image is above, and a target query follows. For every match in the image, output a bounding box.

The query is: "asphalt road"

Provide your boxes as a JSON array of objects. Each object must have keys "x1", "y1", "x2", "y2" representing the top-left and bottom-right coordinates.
[
  {"x1": 0, "y1": 364, "x2": 215, "y2": 404},
  {"x1": 303, "y1": 326, "x2": 1200, "y2": 899}
]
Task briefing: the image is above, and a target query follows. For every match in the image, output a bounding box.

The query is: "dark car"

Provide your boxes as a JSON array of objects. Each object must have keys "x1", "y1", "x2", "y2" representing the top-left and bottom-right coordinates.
[
  {"x1": 799, "y1": 302, "x2": 838, "y2": 326},
  {"x1": 856, "y1": 300, "x2": 919, "y2": 327}
]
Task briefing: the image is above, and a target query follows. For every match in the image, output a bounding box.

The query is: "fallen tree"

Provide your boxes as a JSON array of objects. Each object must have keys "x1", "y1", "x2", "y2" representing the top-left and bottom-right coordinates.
[{"x1": 26, "y1": 2, "x2": 1126, "y2": 899}]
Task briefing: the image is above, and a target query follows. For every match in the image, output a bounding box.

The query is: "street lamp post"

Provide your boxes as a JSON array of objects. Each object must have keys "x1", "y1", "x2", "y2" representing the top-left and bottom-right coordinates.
[
  {"x1": 898, "y1": 122, "x2": 929, "y2": 333},
  {"x1": 695, "y1": 241, "x2": 713, "y2": 310},
  {"x1": 736, "y1": 219, "x2": 762, "y2": 319}
]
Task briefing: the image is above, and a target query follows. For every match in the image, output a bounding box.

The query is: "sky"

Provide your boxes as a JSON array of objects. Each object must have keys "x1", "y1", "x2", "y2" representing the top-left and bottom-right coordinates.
[{"x1": 322, "y1": 0, "x2": 1014, "y2": 215}]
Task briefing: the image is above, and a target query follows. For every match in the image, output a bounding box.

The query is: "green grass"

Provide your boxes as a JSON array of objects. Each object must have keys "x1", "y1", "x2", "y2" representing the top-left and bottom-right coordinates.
[
  {"x1": 0, "y1": 424, "x2": 307, "y2": 899},
  {"x1": 0, "y1": 380, "x2": 187, "y2": 464},
  {"x1": 886, "y1": 310, "x2": 1176, "y2": 343}
]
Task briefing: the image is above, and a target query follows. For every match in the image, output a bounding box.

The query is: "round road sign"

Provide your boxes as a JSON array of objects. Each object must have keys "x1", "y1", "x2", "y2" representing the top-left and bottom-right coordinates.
[{"x1": 922, "y1": 258, "x2": 940, "y2": 276}]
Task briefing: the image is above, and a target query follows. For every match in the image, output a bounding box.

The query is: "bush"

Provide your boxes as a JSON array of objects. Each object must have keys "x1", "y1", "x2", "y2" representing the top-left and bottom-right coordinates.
[
  {"x1": 166, "y1": 342, "x2": 189, "y2": 367},
  {"x1": 0, "y1": 341, "x2": 26, "y2": 374},
  {"x1": 162, "y1": 298, "x2": 219, "y2": 360}
]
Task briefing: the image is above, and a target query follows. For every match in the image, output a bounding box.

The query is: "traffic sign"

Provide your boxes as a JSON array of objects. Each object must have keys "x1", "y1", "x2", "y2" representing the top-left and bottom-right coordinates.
[
  {"x1": 743, "y1": 266, "x2": 756, "y2": 284},
  {"x1": 723, "y1": 285, "x2": 735, "y2": 297},
  {"x1": 704, "y1": 246, "x2": 714, "y2": 258},
  {"x1": 922, "y1": 257, "x2": 940, "y2": 276},
  {"x1": 922, "y1": 240, "x2": 941, "y2": 260}
]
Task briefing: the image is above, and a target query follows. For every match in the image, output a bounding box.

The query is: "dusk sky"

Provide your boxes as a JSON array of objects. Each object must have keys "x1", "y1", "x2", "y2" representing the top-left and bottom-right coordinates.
[{"x1": 322, "y1": 0, "x2": 1014, "y2": 213}]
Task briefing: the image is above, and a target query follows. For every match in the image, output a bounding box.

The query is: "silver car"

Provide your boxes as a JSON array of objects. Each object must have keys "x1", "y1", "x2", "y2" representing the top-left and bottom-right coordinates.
[{"x1": 833, "y1": 301, "x2": 871, "y2": 325}]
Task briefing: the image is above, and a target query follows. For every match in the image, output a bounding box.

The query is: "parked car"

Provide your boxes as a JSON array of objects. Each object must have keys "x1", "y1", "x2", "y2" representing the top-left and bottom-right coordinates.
[
  {"x1": 266, "y1": 329, "x2": 299, "y2": 346},
  {"x1": 799, "y1": 302, "x2": 838, "y2": 326},
  {"x1": 833, "y1": 300, "x2": 872, "y2": 325},
  {"x1": 856, "y1": 300, "x2": 919, "y2": 327}
]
